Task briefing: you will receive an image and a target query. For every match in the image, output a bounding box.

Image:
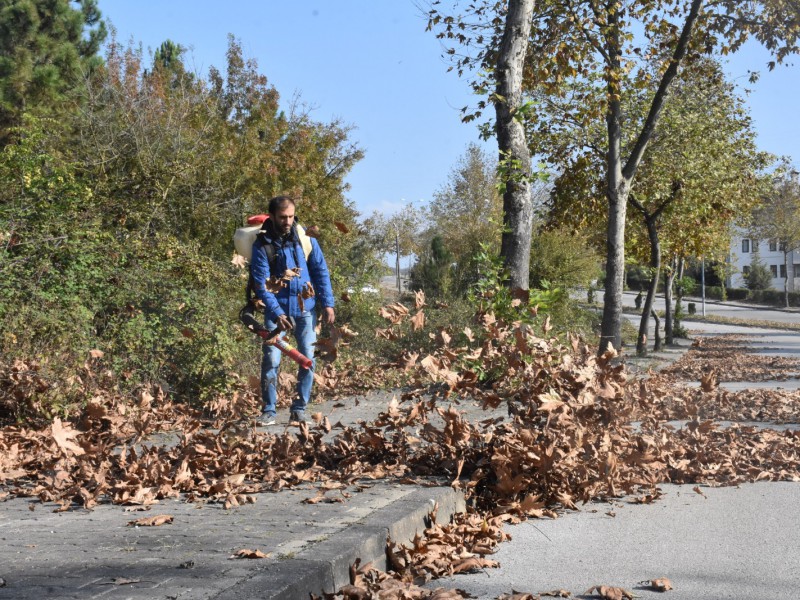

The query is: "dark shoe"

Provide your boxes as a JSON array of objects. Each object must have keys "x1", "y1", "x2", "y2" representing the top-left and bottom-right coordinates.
[
  {"x1": 256, "y1": 413, "x2": 277, "y2": 426},
  {"x1": 289, "y1": 411, "x2": 306, "y2": 424}
]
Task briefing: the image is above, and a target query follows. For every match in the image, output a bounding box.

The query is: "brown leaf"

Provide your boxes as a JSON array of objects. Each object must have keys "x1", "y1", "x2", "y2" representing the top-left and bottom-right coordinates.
[
  {"x1": 649, "y1": 577, "x2": 673, "y2": 592},
  {"x1": 51, "y1": 418, "x2": 85, "y2": 456},
  {"x1": 584, "y1": 586, "x2": 634, "y2": 600},
  {"x1": 127, "y1": 514, "x2": 173, "y2": 527},
  {"x1": 231, "y1": 253, "x2": 248, "y2": 268},
  {"x1": 451, "y1": 557, "x2": 499, "y2": 573},
  {"x1": 700, "y1": 369, "x2": 718, "y2": 392},
  {"x1": 414, "y1": 289, "x2": 426, "y2": 309},
  {"x1": 230, "y1": 548, "x2": 270, "y2": 559},
  {"x1": 540, "y1": 591, "x2": 571, "y2": 598},
  {"x1": 410, "y1": 310, "x2": 425, "y2": 331},
  {"x1": 334, "y1": 221, "x2": 349, "y2": 234}
]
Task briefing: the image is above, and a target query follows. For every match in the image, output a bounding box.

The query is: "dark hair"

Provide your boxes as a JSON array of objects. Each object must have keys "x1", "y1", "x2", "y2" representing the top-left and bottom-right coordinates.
[{"x1": 268, "y1": 195, "x2": 296, "y2": 216}]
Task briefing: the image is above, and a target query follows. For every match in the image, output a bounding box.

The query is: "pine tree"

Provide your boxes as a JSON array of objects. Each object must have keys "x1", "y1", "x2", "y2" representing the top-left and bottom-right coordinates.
[{"x1": 0, "y1": 0, "x2": 106, "y2": 143}]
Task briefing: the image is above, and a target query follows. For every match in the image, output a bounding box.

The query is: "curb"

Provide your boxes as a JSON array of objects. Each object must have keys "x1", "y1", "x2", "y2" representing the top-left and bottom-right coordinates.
[{"x1": 213, "y1": 486, "x2": 466, "y2": 600}]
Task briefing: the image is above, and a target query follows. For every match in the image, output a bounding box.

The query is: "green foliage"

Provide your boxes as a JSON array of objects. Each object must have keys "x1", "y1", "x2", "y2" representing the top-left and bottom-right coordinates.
[
  {"x1": 529, "y1": 226, "x2": 601, "y2": 292},
  {"x1": 73, "y1": 34, "x2": 364, "y2": 265},
  {"x1": 409, "y1": 235, "x2": 454, "y2": 299},
  {"x1": 421, "y1": 143, "x2": 504, "y2": 296},
  {"x1": 469, "y1": 241, "x2": 563, "y2": 324},
  {"x1": 675, "y1": 275, "x2": 697, "y2": 298},
  {"x1": 0, "y1": 29, "x2": 367, "y2": 410},
  {"x1": 0, "y1": 0, "x2": 106, "y2": 142},
  {"x1": 0, "y1": 119, "x2": 250, "y2": 405},
  {"x1": 744, "y1": 253, "x2": 773, "y2": 290}
]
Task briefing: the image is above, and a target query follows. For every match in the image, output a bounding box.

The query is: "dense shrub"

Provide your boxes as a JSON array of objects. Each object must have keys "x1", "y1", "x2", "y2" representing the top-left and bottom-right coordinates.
[{"x1": 696, "y1": 286, "x2": 800, "y2": 307}]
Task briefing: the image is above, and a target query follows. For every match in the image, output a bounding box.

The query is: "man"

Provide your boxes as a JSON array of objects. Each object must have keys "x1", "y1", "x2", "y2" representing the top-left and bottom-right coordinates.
[{"x1": 250, "y1": 196, "x2": 335, "y2": 425}]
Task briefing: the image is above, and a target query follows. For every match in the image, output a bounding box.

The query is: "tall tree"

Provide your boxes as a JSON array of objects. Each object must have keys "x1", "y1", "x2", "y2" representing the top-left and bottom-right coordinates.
[
  {"x1": 73, "y1": 35, "x2": 363, "y2": 260},
  {"x1": 549, "y1": 58, "x2": 767, "y2": 352},
  {"x1": 0, "y1": 0, "x2": 106, "y2": 143},
  {"x1": 426, "y1": 142, "x2": 503, "y2": 294},
  {"x1": 628, "y1": 59, "x2": 766, "y2": 351},
  {"x1": 428, "y1": 0, "x2": 800, "y2": 352},
  {"x1": 494, "y1": 0, "x2": 535, "y2": 290},
  {"x1": 750, "y1": 160, "x2": 800, "y2": 307}
]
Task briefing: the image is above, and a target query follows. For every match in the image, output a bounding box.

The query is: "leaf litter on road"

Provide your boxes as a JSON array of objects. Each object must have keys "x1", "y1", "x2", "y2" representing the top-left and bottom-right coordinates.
[{"x1": 2, "y1": 299, "x2": 799, "y2": 599}]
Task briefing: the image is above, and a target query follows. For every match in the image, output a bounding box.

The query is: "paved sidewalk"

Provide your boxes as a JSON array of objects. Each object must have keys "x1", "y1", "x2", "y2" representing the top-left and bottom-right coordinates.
[{"x1": 0, "y1": 392, "x2": 467, "y2": 600}]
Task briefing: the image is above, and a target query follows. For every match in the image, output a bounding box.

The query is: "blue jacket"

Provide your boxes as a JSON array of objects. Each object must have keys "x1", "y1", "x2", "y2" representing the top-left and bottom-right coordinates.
[{"x1": 250, "y1": 223, "x2": 335, "y2": 322}]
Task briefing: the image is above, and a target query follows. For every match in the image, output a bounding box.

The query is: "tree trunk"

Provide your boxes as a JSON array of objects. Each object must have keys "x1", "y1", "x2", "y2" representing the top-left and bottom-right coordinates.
[
  {"x1": 651, "y1": 308, "x2": 662, "y2": 351},
  {"x1": 674, "y1": 257, "x2": 685, "y2": 333},
  {"x1": 664, "y1": 260, "x2": 677, "y2": 344},
  {"x1": 495, "y1": 0, "x2": 535, "y2": 291},
  {"x1": 600, "y1": 187, "x2": 629, "y2": 354},
  {"x1": 598, "y1": 0, "x2": 703, "y2": 354},
  {"x1": 637, "y1": 215, "x2": 661, "y2": 356},
  {"x1": 598, "y1": 11, "x2": 629, "y2": 354}
]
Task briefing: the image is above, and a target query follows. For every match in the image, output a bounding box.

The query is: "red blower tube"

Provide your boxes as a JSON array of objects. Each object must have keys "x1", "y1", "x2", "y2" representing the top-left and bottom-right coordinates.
[
  {"x1": 258, "y1": 330, "x2": 313, "y2": 369},
  {"x1": 239, "y1": 303, "x2": 313, "y2": 369}
]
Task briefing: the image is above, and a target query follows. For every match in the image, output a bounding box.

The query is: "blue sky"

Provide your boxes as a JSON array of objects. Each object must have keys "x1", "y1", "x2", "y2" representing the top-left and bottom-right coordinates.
[{"x1": 98, "y1": 1, "x2": 799, "y2": 219}]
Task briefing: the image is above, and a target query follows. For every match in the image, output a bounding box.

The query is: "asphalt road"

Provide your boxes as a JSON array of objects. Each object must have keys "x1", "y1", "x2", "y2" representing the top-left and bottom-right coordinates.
[
  {"x1": 433, "y1": 483, "x2": 800, "y2": 599},
  {"x1": 623, "y1": 290, "x2": 800, "y2": 325},
  {"x1": 433, "y1": 302, "x2": 800, "y2": 600}
]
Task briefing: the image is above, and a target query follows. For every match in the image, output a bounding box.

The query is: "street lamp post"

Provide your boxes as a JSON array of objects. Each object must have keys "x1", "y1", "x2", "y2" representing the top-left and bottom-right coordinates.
[{"x1": 701, "y1": 256, "x2": 706, "y2": 317}]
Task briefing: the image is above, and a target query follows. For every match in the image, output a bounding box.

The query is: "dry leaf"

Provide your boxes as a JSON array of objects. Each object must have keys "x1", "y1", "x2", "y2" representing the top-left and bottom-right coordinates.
[
  {"x1": 584, "y1": 586, "x2": 635, "y2": 600},
  {"x1": 230, "y1": 548, "x2": 270, "y2": 559},
  {"x1": 648, "y1": 578, "x2": 673, "y2": 592},
  {"x1": 51, "y1": 418, "x2": 85, "y2": 456},
  {"x1": 410, "y1": 310, "x2": 425, "y2": 331},
  {"x1": 334, "y1": 221, "x2": 349, "y2": 234},
  {"x1": 127, "y1": 514, "x2": 173, "y2": 527},
  {"x1": 231, "y1": 253, "x2": 247, "y2": 268}
]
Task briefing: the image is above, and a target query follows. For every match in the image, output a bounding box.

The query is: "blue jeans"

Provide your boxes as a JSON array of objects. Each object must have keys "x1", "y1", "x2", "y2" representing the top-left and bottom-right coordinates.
[{"x1": 260, "y1": 311, "x2": 316, "y2": 416}]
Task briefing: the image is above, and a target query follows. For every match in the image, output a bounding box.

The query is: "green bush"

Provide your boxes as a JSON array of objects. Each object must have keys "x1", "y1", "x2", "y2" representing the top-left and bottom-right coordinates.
[
  {"x1": 691, "y1": 286, "x2": 800, "y2": 308},
  {"x1": 530, "y1": 227, "x2": 602, "y2": 292},
  {"x1": 744, "y1": 254, "x2": 773, "y2": 290}
]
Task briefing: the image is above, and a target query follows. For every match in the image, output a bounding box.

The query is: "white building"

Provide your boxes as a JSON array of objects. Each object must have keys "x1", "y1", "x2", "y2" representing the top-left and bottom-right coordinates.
[{"x1": 728, "y1": 234, "x2": 800, "y2": 290}]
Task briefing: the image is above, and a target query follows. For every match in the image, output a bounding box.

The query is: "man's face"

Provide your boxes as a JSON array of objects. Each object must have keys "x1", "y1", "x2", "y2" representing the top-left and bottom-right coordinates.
[{"x1": 272, "y1": 203, "x2": 295, "y2": 236}]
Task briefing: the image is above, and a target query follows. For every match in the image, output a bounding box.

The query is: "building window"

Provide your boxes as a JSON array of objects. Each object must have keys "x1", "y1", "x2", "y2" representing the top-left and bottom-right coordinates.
[
  {"x1": 794, "y1": 264, "x2": 800, "y2": 278},
  {"x1": 780, "y1": 241, "x2": 786, "y2": 251},
  {"x1": 769, "y1": 240, "x2": 777, "y2": 252},
  {"x1": 742, "y1": 238, "x2": 750, "y2": 253},
  {"x1": 743, "y1": 265, "x2": 751, "y2": 276},
  {"x1": 780, "y1": 264, "x2": 787, "y2": 278},
  {"x1": 770, "y1": 265, "x2": 778, "y2": 277}
]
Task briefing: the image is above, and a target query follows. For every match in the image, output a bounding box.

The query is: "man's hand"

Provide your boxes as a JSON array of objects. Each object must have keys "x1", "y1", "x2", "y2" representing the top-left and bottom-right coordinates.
[
  {"x1": 276, "y1": 314, "x2": 293, "y2": 331},
  {"x1": 322, "y1": 306, "x2": 335, "y2": 325}
]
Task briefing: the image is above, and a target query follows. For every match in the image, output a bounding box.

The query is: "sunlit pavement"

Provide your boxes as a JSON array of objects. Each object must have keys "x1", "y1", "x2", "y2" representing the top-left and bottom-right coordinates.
[{"x1": 435, "y1": 296, "x2": 800, "y2": 600}]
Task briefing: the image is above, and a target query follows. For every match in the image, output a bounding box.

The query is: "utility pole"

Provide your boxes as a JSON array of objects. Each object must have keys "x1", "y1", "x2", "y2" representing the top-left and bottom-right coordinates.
[
  {"x1": 701, "y1": 256, "x2": 706, "y2": 316},
  {"x1": 395, "y1": 225, "x2": 401, "y2": 294}
]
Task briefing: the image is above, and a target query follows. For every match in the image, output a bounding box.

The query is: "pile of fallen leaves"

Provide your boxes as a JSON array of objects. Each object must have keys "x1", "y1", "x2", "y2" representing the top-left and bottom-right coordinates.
[
  {"x1": 661, "y1": 334, "x2": 800, "y2": 381},
  {"x1": 2, "y1": 294, "x2": 800, "y2": 598},
  {"x1": 2, "y1": 297, "x2": 797, "y2": 514}
]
